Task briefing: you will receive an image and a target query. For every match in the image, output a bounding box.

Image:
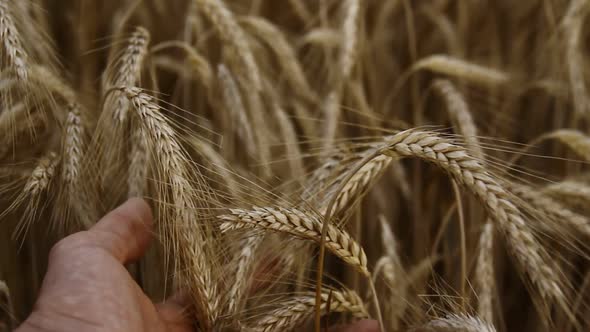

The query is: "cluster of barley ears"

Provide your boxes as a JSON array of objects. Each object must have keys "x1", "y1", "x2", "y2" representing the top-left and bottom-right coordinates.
[{"x1": 1, "y1": 1, "x2": 590, "y2": 331}]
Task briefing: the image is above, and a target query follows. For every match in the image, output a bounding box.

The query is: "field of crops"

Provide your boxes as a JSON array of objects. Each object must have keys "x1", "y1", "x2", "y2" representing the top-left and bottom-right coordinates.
[{"x1": 1, "y1": 1, "x2": 590, "y2": 331}]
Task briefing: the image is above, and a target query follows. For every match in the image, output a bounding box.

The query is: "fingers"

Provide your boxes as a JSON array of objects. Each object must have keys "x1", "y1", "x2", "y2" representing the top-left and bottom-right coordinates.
[
  {"x1": 88, "y1": 198, "x2": 153, "y2": 264},
  {"x1": 156, "y1": 294, "x2": 194, "y2": 332},
  {"x1": 329, "y1": 319, "x2": 380, "y2": 332}
]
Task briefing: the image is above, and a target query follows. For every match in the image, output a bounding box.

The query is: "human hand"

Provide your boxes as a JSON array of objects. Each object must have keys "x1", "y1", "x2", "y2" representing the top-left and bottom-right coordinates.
[
  {"x1": 16, "y1": 198, "x2": 378, "y2": 332},
  {"x1": 16, "y1": 198, "x2": 192, "y2": 332}
]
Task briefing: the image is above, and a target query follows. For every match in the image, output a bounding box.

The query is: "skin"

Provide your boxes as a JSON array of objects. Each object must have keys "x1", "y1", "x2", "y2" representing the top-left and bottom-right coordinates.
[{"x1": 16, "y1": 198, "x2": 379, "y2": 332}]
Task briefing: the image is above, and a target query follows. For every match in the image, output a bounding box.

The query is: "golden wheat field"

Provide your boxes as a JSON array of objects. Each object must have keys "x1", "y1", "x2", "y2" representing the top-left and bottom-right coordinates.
[{"x1": 2, "y1": 0, "x2": 590, "y2": 331}]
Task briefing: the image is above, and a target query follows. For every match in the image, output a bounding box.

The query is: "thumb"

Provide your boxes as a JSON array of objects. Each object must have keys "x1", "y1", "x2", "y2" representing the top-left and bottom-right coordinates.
[
  {"x1": 88, "y1": 198, "x2": 153, "y2": 264},
  {"x1": 49, "y1": 198, "x2": 154, "y2": 265}
]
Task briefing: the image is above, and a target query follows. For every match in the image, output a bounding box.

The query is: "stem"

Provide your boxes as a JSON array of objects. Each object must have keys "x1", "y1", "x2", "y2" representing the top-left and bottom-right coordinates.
[
  {"x1": 452, "y1": 180, "x2": 467, "y2": 308},
  {"x1": 314, "y1": 147, "x2": 385, "y2": 332},
  {"x1": 431, "y1": 202, "x2": 457, "y2": 257},
  {"x1": 369, "y1": 278, "x2": 385, "y2": 332}
]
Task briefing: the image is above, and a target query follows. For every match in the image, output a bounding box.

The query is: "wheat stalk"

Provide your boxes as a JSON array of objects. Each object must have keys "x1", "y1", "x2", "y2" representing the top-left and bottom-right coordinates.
[
  {"x1": 287, "y1": 0, "x2": 312, "y2": 22},
  {"x1": 378, "y1": 215, "x2": 402, "y2": 268},
  {"x1": 118, "y1": 87, "x2": 187, "y2": 176},
  {"x1": 564, "y1": 0, "x2": 589, "y2": 118},
  {"x1": 340, "y1": 0, "x2": 360, "y2": 81},
  {"x1": 190, "y1": 137, "x2": 241, "y2": 199},
  {"x1": 192, "y1": 0, "x2": 261, "y2": 90},
  {"x1": 216, "y1": 64, "x2": 257, "y2": 157},
  {"x1": 319, "y1": 0, "x2": 362, "y2": 150},
  {"x1": 226, "y1": 234, "x2": 262, "y2": 315},
  {"x1": 540, "y1": 129, "x2": 590, "y2": 161},
  {"x1": 235, "y1": 73, "x2": 273, "y2": 179},
  {"x1": 543, "y1": 180, "x2": 590, "y2": 210},
  {"x1": 302, "y1": 150, "x2": 356, "y2": 202},
  {"x1": 24, "y1": 152, "x2": 59, "y2": 196},
  {"x1": 432, "y1": 79, "x2": 483, "y2": 159},
  {"x1": 272, "y1": 103, "x2": 305, "y2": 181},
  {"x1": 420, "y1": 314, "x2": 497, "y2": 332},
  {"x1": 62, "y1": 104, "x2": 83, "y2": 190},
  {"x1": 475, "y1": 222, "x2": 494, "y2": 324},
  {"x1": 0, "y1": 0, "x2": 28, "y2": 81},
  {"x1": 322, "y1": 90, "x2": 341, "y2": 153},
  {"x1": 251, "y1": 289, "x2": 368, "y2": 332},
  {"x1": 379, "y1": 129, "x2": 567, "y2": 312},
  {"x1": 301, "y1": 28, "x2": 342, "y2": 48},
  {"x1": 3, "y1": 151, "x2": 61, "y2": 237},
  {"x1": 240, "y1": 16, "x2": 315, "y2": 102},
  {"x1": 218, "y1": 206, "x2": 369, "y2": 277},
  {"x1": 149, "y1": 41, "x2": 213, "y2": 89},
  {"x1": 110, "y1": 26, "x2": 150, "y2": 123},
  {"x1": 413, "y1": 55, "x2": 509, "y2": 86},
  {"x1": 119, "y1": 86, "x2": 218, "y2": 328},
  {"x1": 375, "y1": 215, "x2": 409, "y2": 330},
  {"x1": 321, "y1": 154, "x2": 392, "y2": 215},
  {"x1": 127, "y1": 125, "x2": 149, "y2": 198},
  {"x1": 509, "y1": 182, "x2": 590, "y2": 239},
  {"x1": 117, "y1": 26, "x2": 150, "y2": 84},
  {"x1": 61, "y1": 102, "x2": 95, "y2": 229}
]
